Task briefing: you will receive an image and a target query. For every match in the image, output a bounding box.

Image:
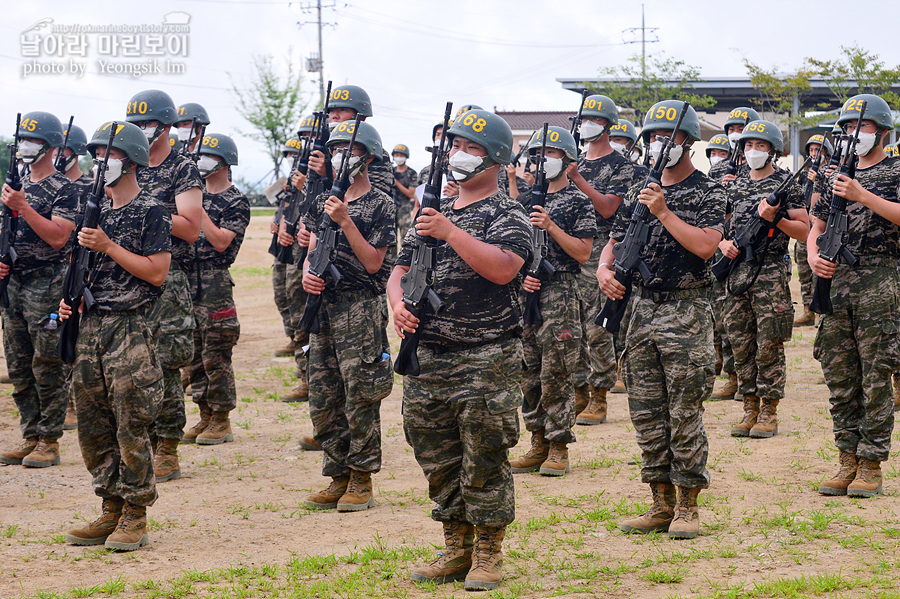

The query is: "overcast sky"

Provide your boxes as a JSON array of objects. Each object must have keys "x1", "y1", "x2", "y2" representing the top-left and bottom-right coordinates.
[{"x1": 3, "y1": 0, "x2": 899, "y2": 187}]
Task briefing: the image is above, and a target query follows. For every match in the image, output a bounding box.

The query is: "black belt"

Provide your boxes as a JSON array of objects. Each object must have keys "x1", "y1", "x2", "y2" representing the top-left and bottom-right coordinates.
[
  {"x1": 424, "y1": 331, "x2": 517, "y2": 356},
  {"x1": 637, "y1": 287, "x2": 708, "y2": 303}
]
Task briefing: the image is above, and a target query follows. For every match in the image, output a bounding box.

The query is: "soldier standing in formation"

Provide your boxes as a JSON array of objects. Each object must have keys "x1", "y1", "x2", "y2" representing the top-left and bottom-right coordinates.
[{"x1": 391, "y1": 143, "x2": 418, "y2": 248}]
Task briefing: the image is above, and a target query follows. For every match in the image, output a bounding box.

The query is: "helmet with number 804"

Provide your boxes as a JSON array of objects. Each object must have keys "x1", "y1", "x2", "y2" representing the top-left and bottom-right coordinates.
[
  {"x1": 200, "y1": 133, "x2": 238, "y2": 165},
  {"x1": 608, "y1": 119, "x2": 638, "y2": 143},
  {"x1": 448, "y1": 109, "x2": 513, "y2": 164},
  {"x1": 175, "y1": 102, "x2": 210, "y2": 126},
  {"x1": 805, "y1": 134, "x2": 834, "y2": 158},
  {"x1": 705, "y1": 133, "x2": 731, "y2": 158},
  {"x1": 527, "y1": 126, "x2": 578, "y2": 162},
  {"x1": 125, "y1": 89, "x2": 179, "y2": 125},
  {"x1": 641, "y1": 101, "x2": 702, "y2": 143},
  {"x1": 328, "y1": 85, "x2": 373, "y2": 118},
  {"x1": 723, "y1": 106, "x2": 761, "y2": 133},
  {"x1": 326, "y1": 120, "x2": 383, "y2": 160},
  {"x1": 580, "y1": 94, "x2": 619, "y2": 126},
  {"x1": 17, "y1": 111, "x2": 65, "y2": 147},
  {"x1": 837, "y1": 93, "x2": 894, "y2": 130},
  {"x1": 87, "y1": 121, "x2": 151, "y2": 166},
  {"x1": 63, "y1": 125, "x2": 88, "y2": 155},
  {"x1": 392, "y1": 144, "x2": 410, "y2": 158},
  {"x1": 738, "y1": 120, "x2": 784, "y2": 154}
]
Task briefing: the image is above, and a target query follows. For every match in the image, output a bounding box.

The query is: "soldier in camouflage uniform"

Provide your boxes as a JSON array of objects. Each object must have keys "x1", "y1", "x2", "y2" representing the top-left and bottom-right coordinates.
[
  {"x1": 508, "y1": 126, "x2": 594, "y2": 478},
  {"x1": 391, "y1": 144, "x2": 418, "y2": 248},
  {"x1": 300, "y1": 120, "x2": 395, "y2": 513},
  {"x1": 182, "y1": 134, "x2": 250, "y2": 446},
  {"x1": 271, "y1": 136, "x2": 303, "y2": 357},
  {"x1": 810, "y1": 94, "x2": 900, "y2": 498},
  {"x1": 62, "y1": 121, "x2": 171, "y2": 551},
  {"x1": 391, "y1": 110, "x2": 531, "y2": 591},
  {"x1": 0, "y1": 112, "x2": 78, "y2": 469},
  {"x1": 126, "y1": 89, "x2": 203, "y2": 482},
  {"x1": 599, "y1": 101, "x2": 724, "y2": 540},
  {"x1": 569, "y1": 94, "x2": 634, "y2": 423},
  {"x1": 173, "y1": 102, "x2": 210, "y2": 155},
  {"x1": 719, "y1": 121, "x2": 808, "y2": 440}
]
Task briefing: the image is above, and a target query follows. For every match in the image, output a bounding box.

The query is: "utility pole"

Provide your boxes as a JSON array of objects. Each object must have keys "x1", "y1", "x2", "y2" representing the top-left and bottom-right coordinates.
[
  {"x1": 298, "y1": 0, "x2": 337, "y2": 107},
  {"x1": 623, "y1": 4, "x2": 659, "y2": 83}
]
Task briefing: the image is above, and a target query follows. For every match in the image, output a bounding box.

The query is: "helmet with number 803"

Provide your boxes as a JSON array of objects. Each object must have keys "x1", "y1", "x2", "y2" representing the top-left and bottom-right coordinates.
[
  {"x1": 392, "y1": 144, "x2": 410, "y2": 158},
  {"x1": 17, "y1": 111, "x2": 65, "y2": 147},
  {"x1": 125, "y1": 89, "x2": 179, "y2": 125},
  {"x1": 580, "y1": 94, "x2": 619, "y2": 126},
  {"x1": 87, "y1": 121, "x2": 151, "y2": 166},
  {"x1": 723, "y1": 106, "x2": 761, "y2": 133},
  {"x1": 200, "y1": 133, "x2": 238, "y2": 165},
  {"x1": 705, "y1": 133, "x2": 731, "y2": 158},
  {"x1": 738, "y1": 120, "x2": 784, "y2": 154},
  {"x1": 608, "y1": 119, "x2": 638, "y2": 143},
  {"x1": 63, "y1": 124, "x2": 88, "y2": 155},
  {"x1": 836, "y1": 93, "x2": 894, "y2": 130},
  {"x1": 448, "y1": 109, "x2": 513, "y2": 164},
  {"x1": 641, "y1": 101, "x2": 702, "y2": 143},
  {"x1": 328, "y1": 85, "x2": 373, "y2": 118},
  {"x1": 176, "y1": 102, "x2": 210, "y2": 126},
  {"x1": 326, "y1": 120, "x2": 383, "y2": 159},
  {"x1": 527, "y1": 126, "x2": 578, "y2": 162},
  {"x1": 805, "y1": 134, "x2": 834, "y2": 157}
]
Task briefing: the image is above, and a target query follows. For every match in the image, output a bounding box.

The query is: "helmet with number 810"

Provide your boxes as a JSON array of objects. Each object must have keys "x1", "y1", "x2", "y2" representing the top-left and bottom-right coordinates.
[
  {"x1": 527, "y1": 126, "x2": 578, "y2": 162},
  {"x1": 641, "y1": 101, "x2": 702, "y2": 143},
  {"x1": 723, "y1": 106, "x2": 761, "y2": 133},
  {"x1": 87, "y1": 121, "x2": 151, "y2": 166},
  {"x1": 328, "y1": 85, "x2": 373, "y2": 118},
  {"x1": 738, "y1": 120, "x2": 784, "y2": 154},
  {"x1": 326, "y1": 120, "x2": 383, "y2": 160},
  {"x1": 836, "y1": 93, "x2": 894, "y2": 131},
  {"x1": 200, "y1": 133, "x2": 238, "y2": 165},
  {"x1": 448, "y1": 109, "x2": 513, "y2": 164},
  {"x1": 17, "y1": 111, "x2": 65, "y2": 147},
  {"x1": 125, "y1": 89, "x2": 179, "y2": 125}
]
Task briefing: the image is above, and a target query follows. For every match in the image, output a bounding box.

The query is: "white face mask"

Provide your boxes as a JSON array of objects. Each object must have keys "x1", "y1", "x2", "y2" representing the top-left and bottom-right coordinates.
[
  {"x1": 854, "y1": 131, "x2": 877, "y2": 156},
  {"x1": 727, "y1": 131, "x2": 742, "y2": 148},
  {"x1": 543, "y1": 156, "x2": 565, "y2": 180},
  {"x1": 629, "y1": 149, "x2": 641, "y2": 163},
  {"x1": 609, "y1": 141, "x2": 627, "y2": 155},
  {"x1": 580, "y1": 120, "x2": 605, "y2": 142},
  {"x1": 177, "y1": 126, "x2": 194, "y2": 142},
  {"x1": 139, "y1": 123, "x2": 162, "y2": 145},
  {"x1": 393, "y1": 156, "x2": 406, "y2": 167},
  {"x1": 18, "y1": 140, "x2": 46, "y2": 164},
  {"x1": 708, "y1": 155, "x2": 725, "y2": 167},
  {"x1": 744, "y1": 149, "x2": 771, "y2": 170},
  {"x1": 197, "y1": 155, "x2": 222, "y2": 178},
  {"x1": 448, "y1": 150, "x2": 487, "y2": 182},
  {"x1": 328, "y1": 120, "x2": 340, "y2": 131},
  {"x1": 331, "y1": 152, "x2": 364, "y2": 178},
  {"x1": 649, "y1": 140, "x2": 684, "y2": 169},
  {"x1": 103, "y1": 158, "x2": 125, "y2": 187}
]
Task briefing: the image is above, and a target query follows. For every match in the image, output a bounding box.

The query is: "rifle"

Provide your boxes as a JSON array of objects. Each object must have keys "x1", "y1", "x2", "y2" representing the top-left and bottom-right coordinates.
[
  {"x1": 190, "y1": 124, "x2": 206, "y2": 164},
  {"x1": 393, "y1": 102, "x2": 453, "y2": 376},
  {"x1": 275, "y1": 127, "x2": 311, "y2": 265},
  {"x1": 571, "y1": 89, "x2": 589, "y2": 156},
  {"x1": 54, "y1": 116, "x2": 74, "y2": 173},
  {"x1": 0, "y1": 113, "x2": 23, "y2": 309},
  {"x1": 297, "y1": 113, "x2": 362, "y2": 334},
  {"x1": 595, "y1": 101, "x2": 690, "y2": 333},
  {"x1": 523, "y1": 123, "x2": 555, "y2": 325},
  {"x1": 724, "y1": 115, "x2": 751, "y2": 178},
  {"x1": 810, "y1": 102, "x2": 867, "y2": 315},
  {"x1": 711, "y1": 156, "x2": 812, "y2": 286},
  {"x1": 181, "y1": 117, "x2": 198, "y2": 155},
  {"x1": 56, "y1": 122, "x2": 116, "y2": 364},
  {"x1": 267, "y1": 180, "x2": 293, "y2": 257},
  {"x1": 641, "y1": 139, "x2": 652, "y2": 168}
]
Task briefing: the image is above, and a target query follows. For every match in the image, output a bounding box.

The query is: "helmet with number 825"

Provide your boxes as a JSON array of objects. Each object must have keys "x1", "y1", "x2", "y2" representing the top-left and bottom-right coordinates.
[
  {"x1": 200, "y1": 133, "x2": 238, "y2": 165},
  {"x1": 87, "y1": 121, "x2": 151, "y2": 166},
  {"x1": 805, "y1": 134, "x2": 834, "y2": 158},
  {"x1": 641, "y1": 101, "x2": 702, "y2": 143},
  {"x1": 448, "y1": 109, "x2": 513, "y2": 164},
  {"x1": 738, "y1": 120, "x2": 784, "y2": 154},
  {"x1": 527, "y1": 126, "x2": 578, "y2": 162}
]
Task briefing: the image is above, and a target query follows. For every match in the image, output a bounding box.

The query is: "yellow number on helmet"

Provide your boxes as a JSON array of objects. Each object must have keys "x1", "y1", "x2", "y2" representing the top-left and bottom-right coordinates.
[
  {"x1": 209, "y1": 138, "x2": 219, "y2": 148},
  {"x1": 341, "y1": 89, "x2": 350, "y2": 101},
  {"x1": 666, "y1": 107, "x2": 677, "y2": 121},
  {"x1": 549, "y1": 130, "x2": 560, "y2": 142},
  {"x1": 463, "y1": 113, "x2": 476, "y2": 127}
]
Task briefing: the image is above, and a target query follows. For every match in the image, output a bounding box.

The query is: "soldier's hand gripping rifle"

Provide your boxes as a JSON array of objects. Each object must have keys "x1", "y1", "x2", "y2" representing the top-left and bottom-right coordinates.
[
  {"x1": 56, "y1": 122, "x2": 116, "y2": 364},
  {"x1": 810, "y1": 101, "x2": 867, "y2": 315},
  {"x1": 54, "y1": 116, "x2": 74, "y2": 173},
  {"x1": 595, "y1": 101, "x2": 690, "y2": 333},
  {"x1": 523, "y1": 123, "x2": 555, "y2": 325},
  {"x1": 297, "y1": 114, "x2": 362, "y2": 334},
  {"x1": 267, "y1": 192, "x2": 288, "y2": 257},
  {"x1": 0, "y1": 113, "x2": 23, "y2": 309},
  {"x1": 275, "y1": 126, "x2": 312, "y2": 265},
  {"x1": 724, "y1": 115, "x2": 751, "y2": 178},
  {"x1": 393, "y1": 102, "x2": 453, "y2": 377},
  {"x1": 570, "y1": 89, "x2": 589, "y2": 157},
  {"x1": 712, "y1": 156, "x2": 812, "y2": 283}
]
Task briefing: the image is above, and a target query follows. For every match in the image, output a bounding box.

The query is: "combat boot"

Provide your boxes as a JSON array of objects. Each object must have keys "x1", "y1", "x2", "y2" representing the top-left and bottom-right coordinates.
[
  {"x1": 730, "y1": 394, "x2": 760, "y2": 437},
  {"x1": 465, "y1": 526, "x2": 505, "y2": 591},
  {"x1": 196, "y1": 410, "x2": 234, "y2": 445},
  {"x1": 574, "y1": 384, "x2": 590, "y2": 414},
  {"x1": 576, "y1": 387, "x2": 608, "y2": 425},
  {"x1": 893, "y1": 373, "x2": 900, "y2": 412},
  {"x1": 668, "y1": 486, "x2": 701, "y2": 539},
  {"x1": 298, "y1": 433, "x2": 322, "y2": 451},
  {"x1": 539, "y1": 441, "x2": 570, "y2": 477},
  {"x1": 0, "y1": 437, "x2": 38, "y2": 465},
  {"x1": 22, "y1": 437, "x2": 60, "y2": 468},
  {"x1": 281, "y1": 379, "x2": 309, "y2": 403},
  {"x1": 793, "y1": 305, "x2": 815, "y2": 327},
  {"x1": 154, "y1": 438, "x2": 181, "y2": 482},
  {"x1": 0, "y1": 373, "x2": 10, "y2": 384},
  {"x1": 709, "y1": 372, "x2": 738, "y2": 401},
  {"x1": 509, "y1": 429, "x2": 547, "y2": 473},
  {"x1": 274, "y1": 339, "x2": 296, "y2": 357},
  {"x1": 749, "y1": 399, "x2": 779, "y2": 438},
  {"x1": 182, "y1": 402, "x2": 212, "y2": 443},
  {"x1": 64, "y1": 398, "x2": 77, "y2": 431},
  {"x1": 337, "y1": 470, "x2": 375, "y2": 512},
  {"x1": 304, "y1": 476, "x2": 349, "y2": 510},
  {"x1": 410, "y1": 520, "x2": 474, "y2": 583},
  {"x1": 619, "y1": 483, "x2": 676, "y2": 533},
  {"x1": 66, "y1": 497, "x2": 124, "y2": 545},
  {"x1": 818, "y1": 451, "x2": 858, "y2": 496},
  {"x1": 611, "y1": 377, "x2": 627, "y2": 394},
  {"x1": 847, "y1": 458, "x2": 883, "y2": 498},
  {"x1": 105, "y1": 502, "x2": 149, "y2": 551}
]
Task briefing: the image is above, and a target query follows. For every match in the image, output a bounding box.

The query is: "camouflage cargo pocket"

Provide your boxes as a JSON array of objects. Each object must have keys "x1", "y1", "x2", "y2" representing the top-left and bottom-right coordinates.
[
  {"x1": 485, "y1": 340, "x2": 525, "y2": 415},
  {"x1": 773, "y1": 309, "x2": 794, "y2": 342},
  {"x1": 359, "y1": 352, "x2": 393, "y2": 403}
]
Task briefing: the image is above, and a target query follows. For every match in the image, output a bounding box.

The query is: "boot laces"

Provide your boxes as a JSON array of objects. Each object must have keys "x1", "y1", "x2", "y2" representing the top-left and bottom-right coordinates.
[{"x1": 473, "y1": 531, "x2": 496, "y2": 568}]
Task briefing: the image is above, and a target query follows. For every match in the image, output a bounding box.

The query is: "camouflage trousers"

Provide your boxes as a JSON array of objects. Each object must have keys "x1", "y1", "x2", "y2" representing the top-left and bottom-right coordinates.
[
  {"x1": 813, "y1": 262, "x2": 898, "y2": 462},
  {"x1": 188, "y1": 267, "x2": 240, "y2": 412},
  {"x1": 396, "y1": 199, "x2": 415, "y2": 251},
  {"x1": 272, "y1": 260, "x2": 292, "y2": 339},
  {"x1": 1, "y1": 265, "x2": 69, "y2": 441},
  {"x1": 286, "y1": 245, "x2": 309, "y2": 378},
  {"x1": 722, "y1": 257, "x2": 794, "y2": 401},
  {"x1": 711, "y1": 258, "x2": 736, "y2": 376},
  {"x1": 622, "y1": 292, "x2": 714, "y2": 489},
  {"x1": 147, "y1": 268, "x2": 195, "y2": 441},
  {"x1": 521, "y1": 275, "x2": 581, "y2": 444},
  {"x1": 793, "y1": 240, "x2": 814, "y2": 308},
  {"x1": 308, "y1": 292, "x2": 393, "y2": 478},
  {"x1": 575, "y1": 237, "x2": 617, "y2": 389},
  {"x1": 73, "y1": 308, "x2": 161, "y2": 507},
  {"x1": 403, "y1": 336, "x2": 523, "y2": 527}
]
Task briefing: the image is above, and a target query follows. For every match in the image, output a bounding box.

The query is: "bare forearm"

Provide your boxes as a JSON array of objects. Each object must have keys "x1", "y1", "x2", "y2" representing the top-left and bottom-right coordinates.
[
  {"x1": 173, "y1": 188, "x2": 203, "y2": 242},
  {"x1": 201, "y1": 212, "x2": 237, "y2": 253},
  {"x1": 341, "y1": 220, "x2": 386, "y2": 274},
  {"x1": 860, "y1": 191, "x2": 900, "y2": 226},
  {"x1": 446, "y1": 227, "x2": 524, "y2": 284},
  {"x1": 548, "y1": 224, "x2": 592, "y2": 264},
  {"x1": 658, "y1": 210, "x2": 721, "y2": 260},
  {"x1": 776, "y1": 210, "x2": 810, "y2": 241},
  {"x1": 387, "y1": 266, "x2": 408, "y2": 308},
  {"x1": 21, "y1": 209, "x2": 73, "y2": 250},
  {"x1": 105, "y1": 245, "x2": 170, "y2": 286}
]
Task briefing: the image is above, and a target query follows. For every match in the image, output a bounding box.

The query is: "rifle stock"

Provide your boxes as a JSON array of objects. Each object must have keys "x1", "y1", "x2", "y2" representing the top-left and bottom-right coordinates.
[
  {"x1": 0, "y1": 113, "x2": 23, "y2": 309},
  {"x1": 523, "y1": 123, "x2": 554, "y2": 326}
]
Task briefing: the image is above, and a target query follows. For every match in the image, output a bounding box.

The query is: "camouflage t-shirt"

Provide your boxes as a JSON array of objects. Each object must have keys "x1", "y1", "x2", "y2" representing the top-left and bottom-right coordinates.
[
  {"x1": 611, "y1": 169, "x2": 726, "y2": 291},
  {"x1": 302, "y1": 187, "x2": 396, "y2": 295},
  {"x1": 726, "y1": 169, "x2": 805, "y2": 258},
  {"x1": 392, "y1": 165, "x2": 418, "y2": 214},
  {"x1": 89, "y1": 191, "x2": 172, "y2": 311},
  {"x1": 367, "y1": 150, "x2": 395, "y2": 198},
  {"x1": 811, "y1": 156, "x2": 900, "y2": 259},
  {"x1": 709, "y1": 160, "x2": 749, "y2": 184},
  {"x1": 498, "y1": 167, "x2": 531, "y2": 197},
  {"x1": 396, "y1": 192, "x2": 533, "y2": 348},
  {"x1": 135, "y1": 148, "x2": 202, "y2": 270},
  {"x1": 631, "y1": 163, "x2": 650, "y2": 185},
  {"x1": 525, "y1": 184, "x2": 596, "y2": 274},
  {"x1": 196, "y1": 185, "x2": 250, "y2": 268},
  {"x1": 577, "y1": 150, "x2": 635, "y2": 237},
  {"x1": 14, "y1": 171, "x2": 79, "y2": 269}
]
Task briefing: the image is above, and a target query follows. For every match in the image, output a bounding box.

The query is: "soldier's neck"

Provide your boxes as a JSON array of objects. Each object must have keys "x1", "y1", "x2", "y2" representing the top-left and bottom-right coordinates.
[
  {"x1": 585, "y1": 136, "x2": 612, "y2": 160},
  {"x1": 28, "y1": 155, "x2": 55, "y2": 181},
  {"x1": 148, "y1": 137, "x2": 171, "y2": 168}
]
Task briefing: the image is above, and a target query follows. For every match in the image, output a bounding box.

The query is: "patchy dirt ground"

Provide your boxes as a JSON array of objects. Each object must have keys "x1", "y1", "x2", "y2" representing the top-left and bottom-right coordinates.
[{"x1": 0, "y1": 220, "x2": 898, "y2": 599}]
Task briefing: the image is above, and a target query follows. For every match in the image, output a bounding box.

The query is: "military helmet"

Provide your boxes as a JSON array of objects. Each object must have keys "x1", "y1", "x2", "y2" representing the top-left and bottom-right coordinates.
[
  {"x1": 738, "y1": 120, "x2": 784, "y2": 154},
  {"x1": 125, "y1": 89, "x2": 178, "y2": 125},
  {"x1": 837, "y1": 94, "x2": 894, "y2": 131},
  {"x1": 886, "y1": 143, "x2": 899, "y2": 157},
  {"x1": 431, "y1": 122, "x2": 445, "y2": 142},
  {"x1": 282, "y1": 136, "x2": 302, "y2": 156},
  {"x1": 454, "y1": 104, "x2": 482, "y2": 121},
  {"x1": 527, "y1": 126, "x2": 578, "y2": 162},
  {"x1": 87, "y1": 121, "x2": 151, "y2": 166},
  {"x1": 63, "y1": 124, "x2": 88, "y2": 155},
  {"x1": 175, "y1": 102, "x2": 210, "y2": 126},
  {"x1": 328, "y1": 85, "x2": 373, "y2": 118},
  {"x1": 705, "y1": 133, "x2": 731, "y2": 158},
  {"x1": 805, "y1": 134, "x2": 834, "y2": 157},
  {"x1": 580, "y1": 94, "x2": 619, "y2": 126},
  {"x1": 448, "y1": 109, "x2": 513, "y2": 164},
  {"x1": 326, "y1": 120, "x2": 383, "y2": 160},
  {"x1": 723, "y1": 107, "x2": 761, "y2": 133},
  {"x1": 200, "y1": 133, "x2": 238, "y2": 166},
  {"x1": 297, "y1": 113, "x2": 318, "y2": 135},
  {"x1": 17, "y1": 111, "x2": 65, "y2": 147},
  {"x1": 392, "y1": 144, "x2": 410, "y2": 158},
  {"x1": 608, "y1": 119, "x2": 638, "y2": 143},
  {"x1": 641, "y1": 101, "x2": 702, "y2": 143},
  {"x1": 168, "y1": 132, "x2": 179, "y2": 149}
]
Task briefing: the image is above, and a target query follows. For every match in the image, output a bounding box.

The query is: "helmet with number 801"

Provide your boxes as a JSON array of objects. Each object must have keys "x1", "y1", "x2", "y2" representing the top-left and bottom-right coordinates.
[
  {"x1": 527, "y1": 126, "x2": 578, "y2": 162},
  {"x1": 580, "y1": 94, "x2": 619, "y2": 126},
  {"x1": 836, "y1": 93, "x2": 894, "y2": 131},
  {"x1": 326, "y1": 120, "x2": 383, "y2": 160},
  {"x1": 200, "y1": 133, "x2": 238, "y2": 165},
  {"x1": 17, "y1": 111, "x2": 65, "y2": 147},
  {"x1": 328, "y1": 85, "x2": 373, "y2": 118},
  {"x1": 705, "y1": 133, "x2": 731, "y2": 158},
  {"x1": 738, "y1": 120, "x2": 784, "y2": 154},
  {"x1": 641, "y1": 101, "x2": 702, "y2": 143},
  {"x1": 125, "y1": 89, "x2": 179, "y2": 125},
  {"x1": 447, "y1": 109, "x2": 513, "y2": 164},
  {"x1": 723, "y1": 106, "x2": 761, "y2": 133},
  {"x1": 87, "y1": 121, "x2": 151, "y2": 166}
]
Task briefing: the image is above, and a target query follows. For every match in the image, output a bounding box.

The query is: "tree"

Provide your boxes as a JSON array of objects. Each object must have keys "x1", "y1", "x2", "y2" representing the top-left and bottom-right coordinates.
[
  {"x1": 741, "y1": 60, "x2": 827, "y2": 129},
  {"x1": 230, "y1": 54, "x2": 309, "y2": 182},
  {"x1": 591, "y1": 52, "x2": 716, "y2": 124},
  {"x1": 805, "y1": 44, "x2": 900, "y2": 110}
]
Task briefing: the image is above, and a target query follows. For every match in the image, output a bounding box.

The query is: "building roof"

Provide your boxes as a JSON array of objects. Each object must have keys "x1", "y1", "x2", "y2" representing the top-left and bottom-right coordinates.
[{"x1": 496, "y1": 110, "x2": 576, "y2": 133}]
